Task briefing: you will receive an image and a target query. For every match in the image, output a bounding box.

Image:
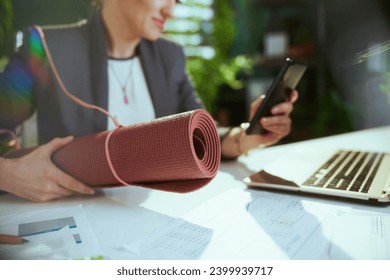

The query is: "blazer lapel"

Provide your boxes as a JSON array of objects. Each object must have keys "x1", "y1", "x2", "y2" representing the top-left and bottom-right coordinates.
[{"x1": 89, "y1": 11, "x2": 109, "y2": 132}]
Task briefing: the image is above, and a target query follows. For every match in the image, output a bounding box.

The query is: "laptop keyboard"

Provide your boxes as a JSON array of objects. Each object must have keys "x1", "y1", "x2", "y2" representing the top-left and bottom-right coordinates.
[{"x1": 303, "y1": 150, "x2": 385, "y2": 193}]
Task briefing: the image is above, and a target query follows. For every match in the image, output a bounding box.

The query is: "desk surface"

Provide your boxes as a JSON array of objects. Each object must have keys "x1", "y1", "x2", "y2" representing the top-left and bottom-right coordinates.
[{"x1": 0, "y1": 126, "x2": 389, "y2": 260}]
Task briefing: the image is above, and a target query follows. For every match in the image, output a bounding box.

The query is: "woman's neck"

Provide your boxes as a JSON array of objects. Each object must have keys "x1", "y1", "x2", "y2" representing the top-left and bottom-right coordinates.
[{"x1": 102, "y1": 5, "x2": 140, "y2": 59}]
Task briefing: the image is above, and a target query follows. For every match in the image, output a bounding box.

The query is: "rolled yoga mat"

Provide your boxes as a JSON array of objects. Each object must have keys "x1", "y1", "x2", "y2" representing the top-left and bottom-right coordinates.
[{"x1": 7, "y1": 109, "x2": 221, "y2": 193}]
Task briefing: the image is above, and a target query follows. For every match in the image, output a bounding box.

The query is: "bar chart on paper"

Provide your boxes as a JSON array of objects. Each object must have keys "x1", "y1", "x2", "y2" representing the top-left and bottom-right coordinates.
[
  {"x1": 19, "y1": 217, "x2": 77, "y2": 236},
  {"x1": 246, "y1": 192, "x2": 336, "y2": 258},
  {"x1": 0, "y1": 205, "x2": 101, "y2": 259}
]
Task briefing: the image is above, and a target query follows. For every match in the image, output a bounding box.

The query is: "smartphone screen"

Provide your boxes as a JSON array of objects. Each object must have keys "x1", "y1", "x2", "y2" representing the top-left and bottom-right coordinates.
[{"x1": 246, "y1": 58, "x2": 307, "y2": 135}]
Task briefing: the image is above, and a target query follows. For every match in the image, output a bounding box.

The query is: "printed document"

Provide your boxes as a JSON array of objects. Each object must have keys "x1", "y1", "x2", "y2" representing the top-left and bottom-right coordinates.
[
  {"x1": 0, "y1": 205, "x2": 101, "y2": 259},
  {"x1": 123, "y1": 189, "x2": 342, "y2": 259},
  {"x1": 330, "y1": 211, "x2": 390, "y2": 259}
]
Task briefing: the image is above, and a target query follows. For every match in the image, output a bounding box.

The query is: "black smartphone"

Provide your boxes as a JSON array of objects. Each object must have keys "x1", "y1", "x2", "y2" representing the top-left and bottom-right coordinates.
[{"x1": 246, "y1": 58, "x2": 307, "y2": 135}]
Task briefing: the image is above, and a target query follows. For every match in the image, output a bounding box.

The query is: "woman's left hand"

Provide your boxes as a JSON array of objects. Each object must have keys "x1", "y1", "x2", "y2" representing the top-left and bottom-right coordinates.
[
  {"x1": 240, "y1": 90, "x2": 299, "y2": 152},
  {"x1": 220, "y1": 90, "x2": 299, "y2": 158}
]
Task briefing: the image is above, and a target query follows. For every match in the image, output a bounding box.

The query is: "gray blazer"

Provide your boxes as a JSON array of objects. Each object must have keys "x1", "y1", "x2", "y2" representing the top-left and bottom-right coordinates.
[{"x1": 0, "y1": 10, "x2": 203, "y2": 144}]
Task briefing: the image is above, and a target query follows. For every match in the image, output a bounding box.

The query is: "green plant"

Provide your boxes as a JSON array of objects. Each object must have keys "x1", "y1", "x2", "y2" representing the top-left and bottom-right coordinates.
[
  {"x1": 0, "y1": 0, "x2": 14, "y2": 154},
  {"x1": 0, "y1": 0, "x2": 13, "y2": 63},
  {"x1": 312, "y1": 89, "x2": 354, "y2": 136},
  {"x1": 0, "y1": 56, "x2": 8, "y2": 70},
  {"x1": 186, "y1": 0, "x2": 252, "y2": 115},
  {"x1": 380, "y1": 71, "x2": 390, "y2": 104}
]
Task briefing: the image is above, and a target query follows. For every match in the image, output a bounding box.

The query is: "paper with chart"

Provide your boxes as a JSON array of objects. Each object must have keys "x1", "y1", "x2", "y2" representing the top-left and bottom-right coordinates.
[
  {"x1": 123, "y1": 218, "x2": 213, "y2": 259},
  {"x1": 330, "y1": 211, "x2": 390, "y2": 259},
  {"x1": 0, "y1": 205, "x2": 101, "y2": 259},
  {"x1": 122, "y1": 188, "x2": 340, "y2": 259},
  {"x1": 246, "y1": 191, "x2": 339, "y2": 258}
]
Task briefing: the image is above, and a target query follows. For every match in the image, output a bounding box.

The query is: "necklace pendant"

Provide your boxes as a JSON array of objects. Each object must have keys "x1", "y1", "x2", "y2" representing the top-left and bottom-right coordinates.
[{"x1": 124, "y1": 95, "x2": 129, "y2": 105}]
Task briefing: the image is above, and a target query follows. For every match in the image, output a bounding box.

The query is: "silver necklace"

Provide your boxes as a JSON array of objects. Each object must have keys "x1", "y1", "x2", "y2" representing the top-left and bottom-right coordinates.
[{"x1": 109, "y1": 59, "x2": 135, "y2": 105}]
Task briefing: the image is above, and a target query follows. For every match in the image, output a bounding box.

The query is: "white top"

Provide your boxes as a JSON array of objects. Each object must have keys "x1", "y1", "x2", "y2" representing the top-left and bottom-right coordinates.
[{"x1": 107, "y1": 57, "x2": 155, "y2": 130}]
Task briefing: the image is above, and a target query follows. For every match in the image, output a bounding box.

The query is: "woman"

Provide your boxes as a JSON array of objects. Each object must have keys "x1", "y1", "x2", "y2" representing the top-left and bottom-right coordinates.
[{"x1": 0, "y1": 0, "x2": 297, "y2": 201}]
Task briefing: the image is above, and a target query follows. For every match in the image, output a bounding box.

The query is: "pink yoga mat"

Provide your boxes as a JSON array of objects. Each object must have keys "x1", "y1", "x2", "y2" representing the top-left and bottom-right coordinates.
[{"x1": 9, "y1": 109, "x2": 221, "y2": 193}]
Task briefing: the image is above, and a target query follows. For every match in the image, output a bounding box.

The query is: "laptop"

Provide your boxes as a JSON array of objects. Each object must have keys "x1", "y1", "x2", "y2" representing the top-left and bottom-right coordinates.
[{"x1": 244, "y1": 148, "x2": 390, "y2": 203}]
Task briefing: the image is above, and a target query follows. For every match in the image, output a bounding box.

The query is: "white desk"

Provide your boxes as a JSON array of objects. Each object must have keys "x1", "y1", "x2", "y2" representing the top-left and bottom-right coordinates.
[{"x1": 0, "y1": 126, "x2": 389, "y2": 260}]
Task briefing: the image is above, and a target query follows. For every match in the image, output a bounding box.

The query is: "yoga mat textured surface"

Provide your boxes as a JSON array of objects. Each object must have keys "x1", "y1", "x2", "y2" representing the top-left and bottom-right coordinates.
[{"x1": 12, "y1": 109, "x2": 220, "y2": 193}]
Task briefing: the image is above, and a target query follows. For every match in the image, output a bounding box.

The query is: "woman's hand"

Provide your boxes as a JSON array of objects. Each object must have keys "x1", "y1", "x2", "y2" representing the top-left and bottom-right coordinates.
[
  {"x1": 0, "y1": 136, "x2": 95, "y2": 202},
  {"x1": 246, "y1": 89, "x2": 299, "y2": 148},
  {"x1": 221, "y1": 90, "x2": 299, "y2": 158}
]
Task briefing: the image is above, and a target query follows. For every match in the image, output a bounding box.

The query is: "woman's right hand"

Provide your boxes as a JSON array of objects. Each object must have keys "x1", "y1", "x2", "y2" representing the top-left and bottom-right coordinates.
[{"x1": 0, "y1": 136, "x2": 95, "y2": 202}]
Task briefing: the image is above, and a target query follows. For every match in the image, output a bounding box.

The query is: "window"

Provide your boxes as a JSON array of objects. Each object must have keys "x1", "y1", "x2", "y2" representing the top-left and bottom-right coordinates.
[{"x1": 165, "y1": 0, "x2": 215, "y2": 59}]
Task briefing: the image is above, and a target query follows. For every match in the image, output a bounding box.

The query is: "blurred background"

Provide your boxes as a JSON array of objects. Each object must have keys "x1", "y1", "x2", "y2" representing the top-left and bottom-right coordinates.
[{"x1": 1, "y1": 0, "x2": 389, "y2": 148}]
